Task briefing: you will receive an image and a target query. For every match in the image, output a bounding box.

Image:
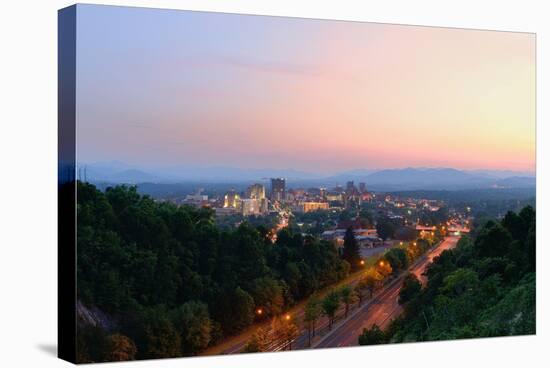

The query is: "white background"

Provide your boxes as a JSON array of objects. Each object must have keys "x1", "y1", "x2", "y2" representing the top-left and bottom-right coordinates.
[{"x1": 0, "y1": 0, "x2": 548, "y2": 366}]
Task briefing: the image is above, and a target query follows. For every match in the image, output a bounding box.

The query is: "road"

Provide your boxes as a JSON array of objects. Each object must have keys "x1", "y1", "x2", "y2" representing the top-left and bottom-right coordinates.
[
  {"x1": 201, "y1": 236, "x2": 459, "y2": 355},
  {"x1": 314, "y1": 236, "x2": 459, "y2": 349},
  {"x1": 200, "y1": 263, "x2": 369, "y2": 355}
]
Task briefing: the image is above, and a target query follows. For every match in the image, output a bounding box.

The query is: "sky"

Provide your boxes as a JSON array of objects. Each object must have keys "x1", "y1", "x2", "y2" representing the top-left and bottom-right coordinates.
[{"x1": 75, "y1": 4, "x2": 536, "y2": 175}]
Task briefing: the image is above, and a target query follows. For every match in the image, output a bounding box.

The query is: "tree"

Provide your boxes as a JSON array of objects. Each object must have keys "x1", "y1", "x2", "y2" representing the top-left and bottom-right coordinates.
[
  {"x1": 384, "y1": 248, "x2": 409, "y2": 273},
  {"x1": 322, "y1": 290, "x2": 341, "y2": 330},
  {"x1": 376, "y1": 259, "x2": 393, "y2": 279},
  {"x1": 105, "y1": 334, "x2": 137, "y2": 361},
  {"x1": 249, "y1": 277, "x2": 285, "y2": 317},
  {"x1": 474, "y1": 222, "x2": 513, "y2": 259},
  {"x1": 394, "y1": 226, "x2": 417, "y2": 241},
  {"x1": 303, "y1": 295, "x2": 322, "y2": 346},
  {"x1": 279, "y1": 317, "x2": 300, "y2": 350},
  {"x1": 242, "y1": 326, "x2": 271, "y2": 353},
  {"x1": 358, "y1": 324, "x2": 386, "y2": 345},
  {"x1": 440, "y1": 268, "x2": 479, "y2": 297},
  {"x1": 141, "y1": 311, "x2": 181, "y2": 359},
  {"x1": 75, "y1": 182, "x2": 358, "y2": 358},
  {"x1": 171, "y1": 301, "x2": 212, "y2": 355},
  {"x1": 525, "y1": 222, "x2": 536, "y2": 272},
  {"x1": 359, "y1": 209, "x2": 374, "y2": 227},
  {"x1": 398, "y1": 273, "x2": 422, "y2": 305},
  {"x1": 362, "y1": 268, "x2": 383, "y2": 298},
  {"x1": 340, "y1": 286, "x2": 358, "y2": 318},
  {"x1": 342, "y1": 227, "x2": 361, "y2": 270},
  {"x1": 212, "y1": 287, "x2": 255, "y2": 335},
  {"x1": 354, "y1": 280, "x2": 367, "y2": 306},
  {"x1": 376, "y1": 219, "x2": 396, "y2": 241},
  {"x1": 379, "y1": 206, "x2": 535, "y2": 344}
]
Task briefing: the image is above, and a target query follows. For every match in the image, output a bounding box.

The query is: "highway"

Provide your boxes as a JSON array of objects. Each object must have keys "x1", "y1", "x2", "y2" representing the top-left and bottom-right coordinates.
[
  {"x1": 200, "y1": 262, "x2": 369, "y2": 355},
  {"x1": 201, "y1": 236, "x2": 459, "y2": 355},
  {"x1": 314, "y1": 236, "x2": 459, "y2": 348}
]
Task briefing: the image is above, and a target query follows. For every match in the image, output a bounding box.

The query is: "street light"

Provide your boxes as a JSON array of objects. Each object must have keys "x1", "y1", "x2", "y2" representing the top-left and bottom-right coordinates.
[
  {"x1": 256, "y1": 308, "x2": 263, "y2": 316},
  {"x1": 360, "y1": 259, "x2": 365, "y2": 266},
  {"x1": 285, "y1": 313, "x2": 291, "y2": 321}
]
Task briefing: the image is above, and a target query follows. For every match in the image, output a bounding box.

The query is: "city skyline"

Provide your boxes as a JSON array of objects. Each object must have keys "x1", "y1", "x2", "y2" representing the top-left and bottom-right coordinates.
[
  {"x1": 76, "y1": 5, "x2": 535, "y2": 174},
  {"x1": 63, "y1": 5, "x2": 537, "y2": 363}
]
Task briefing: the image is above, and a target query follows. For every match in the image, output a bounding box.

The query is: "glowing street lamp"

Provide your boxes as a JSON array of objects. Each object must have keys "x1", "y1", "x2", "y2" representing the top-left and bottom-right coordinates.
[
  {"x1": 284, "y1": 313, "x2": 291, "y2": 321},
  {"x1": 360, "y1": 260, "x2": 365, "y2": 266},
  {"x1": 256, "y1": 308, "x2": 263, "y2": 316}
]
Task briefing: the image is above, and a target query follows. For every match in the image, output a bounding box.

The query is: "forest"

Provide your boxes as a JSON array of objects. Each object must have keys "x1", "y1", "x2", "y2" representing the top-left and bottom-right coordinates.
[
  {"x1": 359, "y1": 205, "x2": 536, "y2": 344},
  {"x1": 75, "y1": 182, "x2": 349, "y2": 362}
]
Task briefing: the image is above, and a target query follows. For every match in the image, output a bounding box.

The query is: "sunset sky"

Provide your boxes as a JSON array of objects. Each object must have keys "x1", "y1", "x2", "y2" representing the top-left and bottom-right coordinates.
[{"x1": 76, "y1": 4, "x2": 536, "y2": 175}]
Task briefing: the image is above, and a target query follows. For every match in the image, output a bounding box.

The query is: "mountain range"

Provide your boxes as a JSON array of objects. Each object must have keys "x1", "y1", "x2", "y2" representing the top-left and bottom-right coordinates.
[{"x1": 80, "y1": 162, "x2": 535, "y2": 191}]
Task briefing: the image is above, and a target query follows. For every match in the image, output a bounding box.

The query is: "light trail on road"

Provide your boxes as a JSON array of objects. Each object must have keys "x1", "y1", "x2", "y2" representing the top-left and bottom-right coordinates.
[{"x1": 314, "y1": 236, "x2": 459, "y2": 349}]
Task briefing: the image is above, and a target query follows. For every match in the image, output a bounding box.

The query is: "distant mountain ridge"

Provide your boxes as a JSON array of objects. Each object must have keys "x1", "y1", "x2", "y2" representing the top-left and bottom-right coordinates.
[{"x1": 81, "y1": 162, "x2": 535, "y2": 190}]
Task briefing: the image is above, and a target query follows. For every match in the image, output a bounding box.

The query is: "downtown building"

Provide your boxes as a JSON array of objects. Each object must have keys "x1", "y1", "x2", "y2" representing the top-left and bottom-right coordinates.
[
  {"x1": 292, "y1": 201, "x2": 330, "y2": 213},
  {"x1": 270, "y1": 178, "x2": 286, "y2": 202}
]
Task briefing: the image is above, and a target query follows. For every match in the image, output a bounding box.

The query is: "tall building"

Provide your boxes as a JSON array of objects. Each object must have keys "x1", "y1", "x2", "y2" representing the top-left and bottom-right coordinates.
[
  {"x1": 346, "y1": 181, "x2": 357, "y2": 194},
  {"x1": 270, "y1": 178, "x2": 286, "y2": 201},
  {"x1": 241, "y1": 198, "x2": 261, "y2": 216},
  {"x1": 247, "y1": 183, "x2": 266, "y2": 200},
  {"x1": 359, "y1": 182, "x2": 367, "y2": 193},
  {"x1": 223, "y1": 189, "x2": 240, "y2": 208}
]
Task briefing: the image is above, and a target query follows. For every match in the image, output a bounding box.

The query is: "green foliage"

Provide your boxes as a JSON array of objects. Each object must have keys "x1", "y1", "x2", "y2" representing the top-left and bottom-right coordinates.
[
  {"x1": 386, "y1": 206, "x2": 536, "y2": 343},
  {"x1": 303, "y1": 295, "x2": 322, "y2": 345},
  {"x1": 322, "y1": 290, "x2": 341, "y2": 330},
  {"x1": 474, "y1": 222, "x2": 513, "y2": 259},
  {"x1": 361, "y1": 268, "x2": 383, "y2": 298},
  {"x1": 242, "y1": 327, "x2": 271, "y2": 353},
  {"x1": 210, "y1": 286, "x2": 254, "y2": 335},
  {"x1": 137, "y1": 308, "x2": 182, "y2": 359},
  {"x1": 339, "y1": 285, "x2": 358, "y2": 318},
  {"x1": 342, "y1": 227, "x2": 361, "y2": 270},
  {"x1": 398, "y1": 273, "x2": 422, "y2": 305},
  {"x1": 76, "y1": 182, "x2": 348, "y2": 360},
  {"x1": 171, "y1": 302, "x2": 212, "y2": 355},
  {"x1": 376, "y1": 218, "x2": 396, "y2": 240},
  {"x1": 384, "y1": 247, "x2": 409, "y2": 274},
  {"x1": 358, "y1": 324, "x2": 387, "y2": 345},
  {"x1": 249, "y1": 277, "x2": 285, "y2": 317},
  {"x1": 478, "y1": 273, "x2": 535, "y2": 336}
]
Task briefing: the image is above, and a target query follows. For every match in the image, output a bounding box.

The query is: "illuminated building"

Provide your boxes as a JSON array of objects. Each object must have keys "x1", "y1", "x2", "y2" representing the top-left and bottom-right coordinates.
[
  {"x1": 270, "y1": 178, "x2": 286, "y2": 201},
  {"x1": 326, "y1": 193, "x2": 343, "y2": 201},
  {"x1": 223, "y1": 189, "x2": 240, "y2": 208},
  {"x1": 293, "y1": 201, "x2": 329, "y2": 213},
  {"x1": 183, "y1": 193, "x2": 208, "y2": 207},
  {"x1": 247, "y1": 183, "x2": 266, "y2": 200},
  {"x1": 241, "y1": 198, "x2": 261, "y2": 216}
]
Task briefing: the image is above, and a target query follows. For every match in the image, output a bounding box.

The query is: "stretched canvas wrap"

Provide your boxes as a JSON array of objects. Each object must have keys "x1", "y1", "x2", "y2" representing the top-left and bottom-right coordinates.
[{"x1": 58, "y1": 4, "x2": 536, "y2": 364}]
